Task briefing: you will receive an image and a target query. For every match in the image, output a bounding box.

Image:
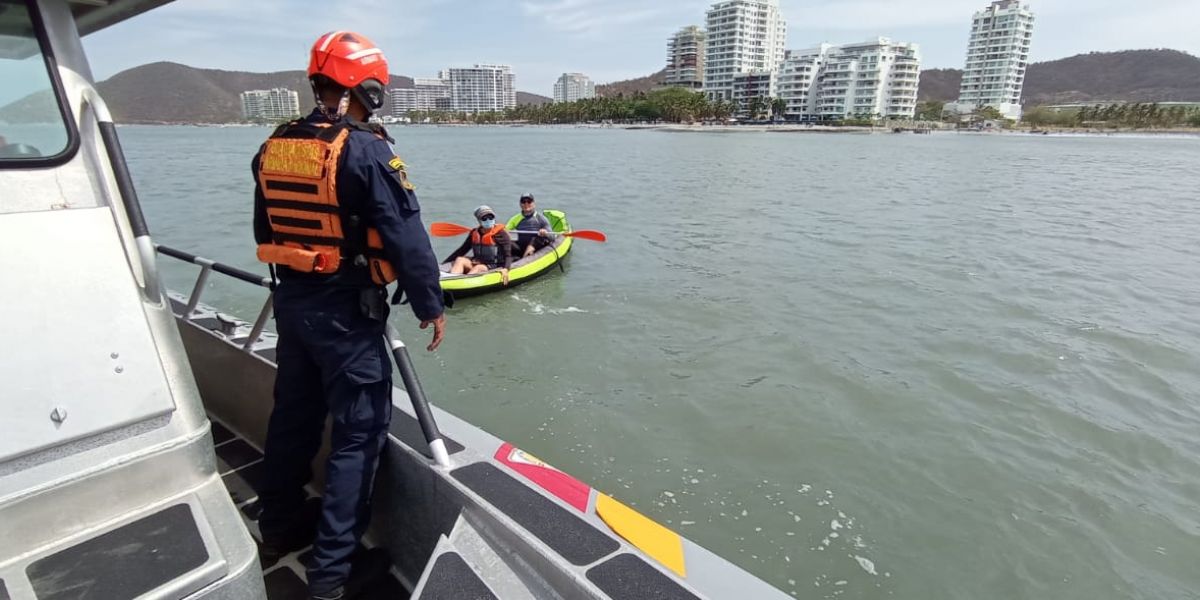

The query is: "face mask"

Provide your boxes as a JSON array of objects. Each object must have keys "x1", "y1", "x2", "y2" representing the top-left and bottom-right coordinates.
[{"x1": 481, "y1": 219, "x2": 496, "y2": 228}]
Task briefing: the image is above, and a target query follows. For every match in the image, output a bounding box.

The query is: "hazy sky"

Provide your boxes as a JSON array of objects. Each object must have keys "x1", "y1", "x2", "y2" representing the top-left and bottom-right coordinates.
[{"x1": 81, "y1": 0, "x2": 1199, "y2": 96}]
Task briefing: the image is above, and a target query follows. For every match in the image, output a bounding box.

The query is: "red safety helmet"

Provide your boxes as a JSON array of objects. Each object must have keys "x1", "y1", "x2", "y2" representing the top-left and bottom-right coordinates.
[{"x1": 307, "y1": 31, "x2": 389, "y2": 112}]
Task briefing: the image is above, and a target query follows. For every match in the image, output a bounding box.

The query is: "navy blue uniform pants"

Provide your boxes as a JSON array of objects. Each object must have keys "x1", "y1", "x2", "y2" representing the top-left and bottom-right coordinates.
[{"x1": 258, "y1": 295, "x2": 392, "y2": 593}]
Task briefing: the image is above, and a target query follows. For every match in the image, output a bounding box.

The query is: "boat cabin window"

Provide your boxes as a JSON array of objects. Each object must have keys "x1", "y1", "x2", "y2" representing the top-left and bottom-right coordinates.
[{"x1": 0, "y1": 0, "x2": 75, "y2": 165}]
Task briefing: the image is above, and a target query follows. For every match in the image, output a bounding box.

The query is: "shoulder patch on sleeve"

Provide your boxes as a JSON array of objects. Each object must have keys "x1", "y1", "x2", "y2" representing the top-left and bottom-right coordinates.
[{"x1": 386, "y1": 155, "x2": 415, "y2": 190}]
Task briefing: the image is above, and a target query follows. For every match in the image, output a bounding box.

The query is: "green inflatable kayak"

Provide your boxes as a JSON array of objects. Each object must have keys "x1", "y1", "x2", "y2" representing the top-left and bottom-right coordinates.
[{"x1": 439, "y1": 209, "x2": 572, "y2": 298}]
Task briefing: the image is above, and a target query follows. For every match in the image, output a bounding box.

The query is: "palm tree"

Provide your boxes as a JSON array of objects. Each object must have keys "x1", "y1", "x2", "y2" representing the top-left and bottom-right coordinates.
[
  {"x1": 975, "y1": 106, "x2": 1003, "y2": 121},
  {"x1": 712, "y1": 100, "x2": 733, "y2": 121},
  {"x1": 1074, "y1": 106, "x2": 1089, "y2": 126},
  {"x1": 744, "y1": 95, "x2": 761, "y2": 120},
  {"x1": 771, "y1": 97, "x2": 788, "y2": 121},
  {"x1": 1097, "y1": 103, "x2": 1114, "y2": 123}
]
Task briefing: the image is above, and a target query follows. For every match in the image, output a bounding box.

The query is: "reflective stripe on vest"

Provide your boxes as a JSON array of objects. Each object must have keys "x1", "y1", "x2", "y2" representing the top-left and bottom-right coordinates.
[
  {"x1": 470, "y1": 225, "x2": 506, "y2": 265},
  {"x1": 255, "y1": 121, "x2": 396, "y2": 285}
]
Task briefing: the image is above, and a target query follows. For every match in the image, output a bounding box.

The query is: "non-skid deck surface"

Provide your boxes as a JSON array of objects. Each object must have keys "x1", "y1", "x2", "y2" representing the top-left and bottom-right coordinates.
[
  {"x1": 26, "y1": 504, "x2": 209, "y2": 600},
  {"x1": 415, "y1": 553, "x2": 498, "y2": 600},
  {"x1": 211, "y1": 419, "x2": 409, "y2": 600},
  {"x1": 586, "y1": 553, "x2": 701, "y2": 600},
  {"x1": 451, "y1": 462, "x2": 621, "y2": 566}
]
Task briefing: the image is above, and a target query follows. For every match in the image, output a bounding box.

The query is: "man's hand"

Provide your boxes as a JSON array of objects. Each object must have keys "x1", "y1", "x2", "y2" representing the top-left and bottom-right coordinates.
[
  {"x1": 538, "y1": 228, "x2": 549, "y2": 237},
  {"x1": 499, "y1": 268, "x2": 510, "y2": 286},
  {"x1": 420, "y1": 314, "x2": 446, "y2": 351}
]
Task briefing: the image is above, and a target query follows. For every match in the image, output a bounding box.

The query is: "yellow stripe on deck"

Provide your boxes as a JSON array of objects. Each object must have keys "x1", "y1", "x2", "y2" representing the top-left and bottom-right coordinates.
[{"x1": 595, "y1": 494, "x2": 686, "y2": 577}]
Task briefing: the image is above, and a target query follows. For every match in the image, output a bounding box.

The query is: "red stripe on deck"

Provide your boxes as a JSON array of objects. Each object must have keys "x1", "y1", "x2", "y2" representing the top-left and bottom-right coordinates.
[{"x1": 495, "y1": 443, "x2": 591, "y2": 512}]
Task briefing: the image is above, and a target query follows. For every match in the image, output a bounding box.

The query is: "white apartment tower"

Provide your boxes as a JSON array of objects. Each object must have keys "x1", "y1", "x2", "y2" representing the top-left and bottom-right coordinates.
[
  {"x1": 818, "y1": 38, "x2": 921, "y2": 120},
  {"x1": 948, "y1": 0, "x2": 1035, "y2": 120},
  {"x1": 777, "y1": 39, "x2": 921, "y2": 121},
  {"x1": 731, "y1": 70, "x2": 776, "y2": 118},
  {"x1": 665, "y1": 26, "x2": 706, "y2": 89},
  {"x1": 390, "y1": 77, "x2": 452, "y2": 116},
  {"x1": 777, "y1": 44, "x2": 831, "y2": 120},
  {"x1": 448, "y1": 64, "x2": 516, "y2": 113},
  {"x1": 553, "y1": 73, "x2": 596, "y2": 103},
  {"x1": 239, "y1": 88, "x2": 300, "y2": 121},
  {"x1": 703, "y1": 0, "x2": 787, "y2": 101}
]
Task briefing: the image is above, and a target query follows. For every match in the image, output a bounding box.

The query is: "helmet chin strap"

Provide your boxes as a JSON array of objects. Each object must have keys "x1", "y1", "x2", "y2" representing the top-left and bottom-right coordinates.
[{"x1": 312, "y1": 84, "x2": 353, "y2": 121}]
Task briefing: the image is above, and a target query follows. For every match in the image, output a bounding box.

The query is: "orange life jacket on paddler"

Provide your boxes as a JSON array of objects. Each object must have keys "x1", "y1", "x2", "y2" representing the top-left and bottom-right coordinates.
[
  {"x1": 255, "y1": 120, "x2": 396, "y2": 285},
  {"x1": 470, "y1": 224, "x2": 507, "y2": 266}
]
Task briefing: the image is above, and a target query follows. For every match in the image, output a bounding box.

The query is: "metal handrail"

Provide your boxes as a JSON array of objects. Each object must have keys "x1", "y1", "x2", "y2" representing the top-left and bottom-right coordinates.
[
  {"x1": 79, "y1": 85, "x2": 162, "y2": 305},
  {"x1": 155, "y1": 244, "x2": 451, "y2": 468}
]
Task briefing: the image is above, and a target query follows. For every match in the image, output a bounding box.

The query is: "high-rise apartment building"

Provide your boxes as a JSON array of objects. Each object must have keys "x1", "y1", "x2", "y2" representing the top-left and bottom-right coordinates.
[
  {"x1": 665, "y1": 26, "x2": 707, "y2": 89},
  {"x1": 390, "y1": 77, "x2": 452, "y2": 116},
  {"x1": 818, "y1": 38, "x2": 921, "y2": 120},
  {"x1": 553, "y1": 73, "x2": 595, "y2": 103},
  {"x1": 448, "y1": 65, "x2": 516, "y2": 113},
  {"x1": 240, "y1": 88, "x2": 299, "y2": 121},
  {"x1": 946, "y1": 0, "x2": 1035, "y2": 120},
  {"x1": 776, "y1": 38, "x2": 921, "y2": 121},
  {"x1": 731, "y1": 70, "x2": 776, "y2": 117},
  {"x1": 703, "y1": 0, "x2": 787, "y2": 101},
  {"x1": 777, "y1": 44, "x2": 831, "y2": 120}
]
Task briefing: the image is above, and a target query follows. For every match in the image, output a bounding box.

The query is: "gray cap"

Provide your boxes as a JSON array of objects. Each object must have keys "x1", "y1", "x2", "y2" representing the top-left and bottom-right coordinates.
[{"x1": 474, "y1": 205, "x2": 494, "y2": 220}]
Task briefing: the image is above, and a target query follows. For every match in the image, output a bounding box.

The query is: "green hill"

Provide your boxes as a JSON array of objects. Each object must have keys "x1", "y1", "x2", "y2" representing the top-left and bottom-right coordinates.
[
  {"x1": 1, "y1": 61, "x2": 551, "y2": 124},
  {"x1": 920, "y1": 49, "x2": 1200, "y2": 105},
  {"x1": 597, "y1": 70, "x2": 668, "y2": 97}
]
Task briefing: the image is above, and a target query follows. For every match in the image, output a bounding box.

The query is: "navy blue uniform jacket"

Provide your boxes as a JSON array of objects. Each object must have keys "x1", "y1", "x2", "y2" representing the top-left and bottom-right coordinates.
[{"x1": 253, "y1": 110, "x2": 444, "y2": 321}]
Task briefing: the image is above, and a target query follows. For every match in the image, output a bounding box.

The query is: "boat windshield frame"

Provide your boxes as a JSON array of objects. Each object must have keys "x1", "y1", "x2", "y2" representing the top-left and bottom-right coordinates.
[{"x1": 0, "y1": 0, "x2": 81, "y2": 169}]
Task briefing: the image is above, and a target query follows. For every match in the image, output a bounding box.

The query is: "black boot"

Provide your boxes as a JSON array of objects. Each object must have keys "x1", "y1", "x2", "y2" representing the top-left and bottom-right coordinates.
[
  {"x1": 309, "y1": 548, "x2": 392, "y2": 600},
  {"x1": 258, "y1": 497, "x2": 322, "y2": 568}
]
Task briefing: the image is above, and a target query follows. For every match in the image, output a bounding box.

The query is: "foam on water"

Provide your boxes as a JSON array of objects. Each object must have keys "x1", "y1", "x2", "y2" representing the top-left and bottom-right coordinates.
[
  {"x1": 854, "y1": 555, "x2": 878, "y2": 576},
  {"x1": 510, "y1": 293, "x2": 588, "y2": 315}
]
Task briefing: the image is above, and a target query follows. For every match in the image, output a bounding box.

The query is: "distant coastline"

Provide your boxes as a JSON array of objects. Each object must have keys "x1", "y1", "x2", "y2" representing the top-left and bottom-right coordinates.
[
  {"x1": 117, "y1": 121, "x2": 1200, "y2": 138},
  {"x1": 635, "y1": 124, "x2": 1200, "y2": 136}
]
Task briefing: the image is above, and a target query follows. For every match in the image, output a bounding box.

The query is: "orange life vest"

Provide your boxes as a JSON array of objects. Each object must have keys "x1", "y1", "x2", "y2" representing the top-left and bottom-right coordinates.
[
  {"x1": 469, "y1": 225, "x2": 506, "y2": 265},
  {"x1": 255, "y1": 121, "x2": 395, "y2": 285}
]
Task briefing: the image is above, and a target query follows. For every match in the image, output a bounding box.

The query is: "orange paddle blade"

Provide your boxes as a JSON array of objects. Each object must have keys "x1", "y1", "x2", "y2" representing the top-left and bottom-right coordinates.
[
  {"x1": 565, "y1": 229, "x2": 607, "y2": 242},
  {"x1": 431, "y1": 222, "x2": 472, "y2": 237}
]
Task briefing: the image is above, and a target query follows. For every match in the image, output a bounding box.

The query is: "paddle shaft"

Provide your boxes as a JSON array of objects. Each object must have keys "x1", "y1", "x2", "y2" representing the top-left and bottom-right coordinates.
[
  {"x1": 509, "y1": 229, "x2": 605, "y2": 242},
  {"x1": 429, "y1": 221, "x2": 605, "y2": 242}
]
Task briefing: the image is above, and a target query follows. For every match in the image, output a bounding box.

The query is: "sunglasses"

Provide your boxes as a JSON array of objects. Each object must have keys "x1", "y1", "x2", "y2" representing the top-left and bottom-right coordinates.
[
  {"x1": 520, "y1": 199, "x2": 534, "y2": 204},
  {"x1": 479, "y1": 214, "x2": 495, "y2": 221}
]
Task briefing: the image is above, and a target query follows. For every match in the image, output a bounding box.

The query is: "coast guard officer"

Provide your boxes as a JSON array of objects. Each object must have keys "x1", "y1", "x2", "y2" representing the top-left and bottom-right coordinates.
[{"x1": 251, "y1": 31, "x2": 445, "y2": 599}]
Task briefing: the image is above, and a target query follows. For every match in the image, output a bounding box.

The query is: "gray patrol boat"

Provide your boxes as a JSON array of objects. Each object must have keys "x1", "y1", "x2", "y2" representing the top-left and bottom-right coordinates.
[{"x1": 0, "y1": 1, "x2": 794, "y2": 598}]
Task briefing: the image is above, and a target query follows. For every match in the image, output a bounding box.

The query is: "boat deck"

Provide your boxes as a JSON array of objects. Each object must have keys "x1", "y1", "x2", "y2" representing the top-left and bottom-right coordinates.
[{"x1": 211, "y1": 419, "x2": 409, "y2": 600}]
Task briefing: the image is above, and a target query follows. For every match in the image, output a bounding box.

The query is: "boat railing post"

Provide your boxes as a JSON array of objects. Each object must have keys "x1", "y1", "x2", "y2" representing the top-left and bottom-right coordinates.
[
  {"x1": 184, "y1": 259, "x2": 214, "y2": 318},
  {"x1": 242, "y1": 293, "x2": 274, "y2": 352},
  {"x1": 384, "y1": 323, "x2": 451, "y2": 468}
]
